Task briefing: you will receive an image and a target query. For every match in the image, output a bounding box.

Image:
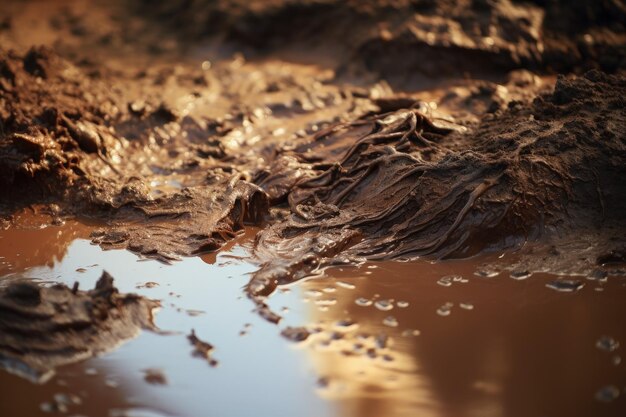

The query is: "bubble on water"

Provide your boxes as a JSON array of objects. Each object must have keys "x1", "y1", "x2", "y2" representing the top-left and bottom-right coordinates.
[
  {"x1": 105, "y1": 379, "x2": 119, "y2": 388},
  {"x1": 306, "y1": 290, "x2": 323, "y2": 297},
  {"x1": 437, "y1": 276, "x2": 453, "y2": 287},
  {"x1": 545, "y1": 279, "x2": 584, "y2": 292},
  {"x1": 336, "y1": 281, "x2": 356, "y2": 290},
  {"x1": 402, "y1": 329, "x2": 421, "y2": 337},
  {"x1": 396, "y1": 300, "x2": 409, "y2": 308},
  {"x1": 355, "y1": 297, "x2": 373, "y2": 307},
  {"x1": 383, "y1": 316, "x2": 399, "y2": 327},
  {"x1": 596, "y1": 336, "x2": 620, "y2": 352},
  {"x1": 315, "y1": 298, "x2": 337, "y2": 306},
  {"x1": 374, "y1": 299, "x2": 394, "y2": 311},
  {"x1": 85, "y1": 368, "x2": 98, "y2": 376},
  {"x1": 375, "y1": 333, "x2": 389, "y2": 349},
  {"x1": 594, "y1": 385, "x2": 620, "y2": 403},
  {"x1": 510, "y1": 270, "x2": 531, "y2": 280},
  {"x1": 460, "y1": 303, "x2": 474, "y2": 310},
  {"x1": 437, "y1": 302, "x2": 453, "y2": 316},
  {"x1": 334, "y1": 319, "x2": 358, "y2": 331},
  {"x1": 474, "y1": 268, "x2": 499, "y2": 278},
  {"x1": 587, "y1": 269, "x2": 608, "y2": 282}
]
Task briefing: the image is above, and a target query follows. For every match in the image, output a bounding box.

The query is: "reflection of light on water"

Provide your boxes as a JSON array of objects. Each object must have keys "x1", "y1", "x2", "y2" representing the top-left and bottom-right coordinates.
[
  {"x1": 0, "y1": 225, "x2": 331, "y2": 417},
  {"x1": 2, "y1": 222, "x2": 626, "y2": 417},
  {"x1": 296, "y1": 277, "x2": 444, "y2": 417}
]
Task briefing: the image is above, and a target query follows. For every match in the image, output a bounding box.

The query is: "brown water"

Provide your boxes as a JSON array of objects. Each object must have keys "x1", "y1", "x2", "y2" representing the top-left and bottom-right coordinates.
[{"x1": 0, "y1": 218, "x2": 625, "y2": 417}]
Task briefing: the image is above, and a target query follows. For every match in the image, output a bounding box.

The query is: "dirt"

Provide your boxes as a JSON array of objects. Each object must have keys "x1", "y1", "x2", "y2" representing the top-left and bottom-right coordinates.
[
  {"x1": 0, "y1": 271, "x2": 158, "y2": 384},
  {"x1": 0, "y1": 0, "x2": 625, "y2": 393}
]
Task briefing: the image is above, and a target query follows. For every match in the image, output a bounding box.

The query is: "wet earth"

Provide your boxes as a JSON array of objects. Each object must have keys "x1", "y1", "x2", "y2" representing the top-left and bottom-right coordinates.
[{"x1": 1, "y1": 1, "x2": 626, "y2": 416}]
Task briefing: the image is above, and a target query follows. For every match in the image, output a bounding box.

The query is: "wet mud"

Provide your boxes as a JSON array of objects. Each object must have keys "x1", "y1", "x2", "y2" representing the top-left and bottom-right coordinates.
[
  {"x1": 0, "y1": 271, "x2": 158, "y2": 384},
  {"x1": 0, "y1": 0, "x2": 625, "y2": 415}
]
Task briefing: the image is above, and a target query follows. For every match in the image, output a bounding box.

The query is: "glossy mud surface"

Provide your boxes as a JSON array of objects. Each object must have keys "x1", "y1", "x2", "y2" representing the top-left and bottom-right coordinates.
[{"x1": 1, "y1": 219, "x2": 624, "y2": 417}]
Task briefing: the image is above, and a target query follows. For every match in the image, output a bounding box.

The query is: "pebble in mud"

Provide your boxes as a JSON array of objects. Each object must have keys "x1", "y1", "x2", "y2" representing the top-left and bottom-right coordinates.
[
  {"x1": 281, "y1": 326, "x2": 310, "y2": 342},
  {"x1": 143, "y1": 368, "x2": 167, "y2": 385},
  {"x1": 596, "y1": 336, "x2": 620, "y2": 352},
  {"x1": 594, "y1": 385, "x2": 620, "y2": 402},
  {"x1": 545, "y1": 279, "x2": 584, "y2": 292}
]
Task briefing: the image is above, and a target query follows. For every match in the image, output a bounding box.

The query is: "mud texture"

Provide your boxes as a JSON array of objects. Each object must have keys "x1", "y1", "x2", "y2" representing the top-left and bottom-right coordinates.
[
  {"x1": 248, "y1": 71, "x2": 626, "y2": 299},
  {"x1": 0, "y1": 272, "x2": 158, "y2": 383},
  {"x1": 0, "y1": 2, "x2": 625, "y2": 322}
]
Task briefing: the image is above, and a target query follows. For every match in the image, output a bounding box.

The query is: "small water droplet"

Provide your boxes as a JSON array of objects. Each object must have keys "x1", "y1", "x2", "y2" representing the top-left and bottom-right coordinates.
[
  {"x1": 595, "y1": 385, "x2": 620, "y2": 403},
  {"x1": 335, "y1": 319, "x2": 358, "y2": 331},
  {"x1": 460, "y1": 303, "x2": 474, "y2": 310},
  {"x1": 315, "y1": 298, "x2": 337, "y2": 306},
  {"x1": 596, "y1": 336, "x2": 620, "y2": 352},
  {"x1": 374, "y1": 299, "x2": 394, "y2": 311},
  {"x1": 355, "y1": 297, "x2": 372, "y2": 307},
  {"x1": 396, "y1": 300, "x2": 409, "y2": 308},
  {"x1": 437, "y1": 276, "x2": 453, "y2": 287},
  {"x1": 85, "y1": 368, "x2": 98, "y2": 376},
  {"x1": 587, "y1": 269, "x2": 608, "y2": 282},
  {"x1": 437, "y1": 303, "x2": 453, "y2": 316},
  {"x1": 306, "y1": 290, "x2": 323, "y2": 297},
  {"x1": 383, "y1": 316, "x2": 398, "y2": 327},
  {"x1": 545, "y1": 279, "x2": 584, "y2": 292},
  {"x1": 474, "y1": 268, "x2": 499, "y2": 278},
  {"x1": 510, "y1": 270, "x2": 531, "y2": 280}
]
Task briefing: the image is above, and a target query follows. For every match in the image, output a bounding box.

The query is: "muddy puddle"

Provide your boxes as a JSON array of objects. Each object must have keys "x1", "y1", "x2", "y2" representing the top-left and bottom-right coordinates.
[
  {"x1": 1, "y1": 1, "x2": 626, "y2": 416},
  {"x1": 1, "y1": 219, "x2": 625, "y2": 417}
]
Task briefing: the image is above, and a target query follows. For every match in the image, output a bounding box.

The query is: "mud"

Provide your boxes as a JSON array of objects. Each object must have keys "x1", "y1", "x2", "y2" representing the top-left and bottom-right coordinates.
[
  {"x1": 0, "y1": 271, "x2": 158, "y2": 384},
  {"x1": 0, "y1": 0, "x2": 625, "y2": 403}
]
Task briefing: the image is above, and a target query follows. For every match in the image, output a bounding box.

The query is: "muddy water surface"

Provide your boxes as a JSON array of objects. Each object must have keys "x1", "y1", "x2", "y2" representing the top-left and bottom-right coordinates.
[{"x1": 1, "y1": 220, "x2": 625, "y2": 417}]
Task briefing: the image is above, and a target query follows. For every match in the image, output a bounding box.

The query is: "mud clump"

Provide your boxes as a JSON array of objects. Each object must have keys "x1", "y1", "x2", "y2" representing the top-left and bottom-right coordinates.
[
  {"x1": 0, "y1": 272, "x2": 158, "y2": 383},
  {"x1": 248, "y1": 71, "x2": 626, "y2": 298}
]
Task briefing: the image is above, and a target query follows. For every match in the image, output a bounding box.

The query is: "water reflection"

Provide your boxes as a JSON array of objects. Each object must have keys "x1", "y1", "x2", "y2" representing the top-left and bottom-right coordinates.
[
  {"x1": 295, "y1": 260, "x2": 626, "y2": 417},
  {"x1": 1, "y1": 219, "x2": 625, "y2": 417}
]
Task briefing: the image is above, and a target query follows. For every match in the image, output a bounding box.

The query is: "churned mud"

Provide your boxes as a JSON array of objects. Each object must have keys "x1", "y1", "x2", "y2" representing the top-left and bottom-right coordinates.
[
  {"x1": 0, "y1": 0, "x2": 625, "y2": 416},
  {"x1": 0, "y1": 271, "x2": 158, "y2": 384}
]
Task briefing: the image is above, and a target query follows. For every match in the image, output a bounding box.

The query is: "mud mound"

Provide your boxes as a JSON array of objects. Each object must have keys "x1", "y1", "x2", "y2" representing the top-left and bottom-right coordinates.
[
  {"x1": 136, "y1": 0, "x2": 626, "y2": 75},
  {"x1": 248, "y1": 71, "x2": 626, "y2": 298},
  {"x1": 0, "y1": 272, "x2": 158, "y2": 383}
]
